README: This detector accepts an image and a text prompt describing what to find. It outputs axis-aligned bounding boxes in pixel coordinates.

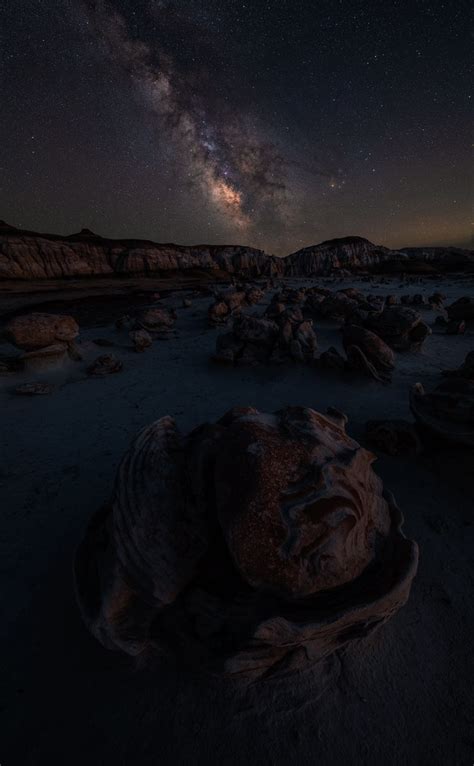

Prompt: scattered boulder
[214,309,317,365]
[446,297,474,322]
[429,292,445,308]
[74,406,418,678]
[366,420,422,456]
[21,343,68,371]
[136,308,176,334]
[6,312,79,351]
[208,287,265,326]
[343,325,395,383]
[87,354,123,376]
[129,329,152,352]
[364,306,431,351]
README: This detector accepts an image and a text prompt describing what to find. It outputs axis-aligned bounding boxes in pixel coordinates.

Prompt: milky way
[83,0,290,236]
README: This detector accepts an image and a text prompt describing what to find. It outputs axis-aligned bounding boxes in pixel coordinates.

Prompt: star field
[0,0,471,254]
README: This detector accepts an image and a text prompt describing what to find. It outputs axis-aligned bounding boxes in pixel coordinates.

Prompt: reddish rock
[87,354,123,376]
[137,308,176,334]
[129,329,152,352]
[6,312,79,350]
[74,406,418,677]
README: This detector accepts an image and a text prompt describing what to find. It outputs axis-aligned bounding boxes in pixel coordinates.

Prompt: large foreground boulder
[75,406,418,679]
[6,312,79,350]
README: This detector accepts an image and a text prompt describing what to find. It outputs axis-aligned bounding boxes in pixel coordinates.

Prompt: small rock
[87,354,123,376]
[129,329,152,352]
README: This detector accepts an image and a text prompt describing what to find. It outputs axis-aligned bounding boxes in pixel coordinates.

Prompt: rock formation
[129,329,153,352]
[74,406,418,678]
[87,354,123,376]
[342,325,395,382]
[364,306,431,351]
[1,222,471,283]
[136,308,176,335]
[207,287,265,326]
[214,309,317,365]
[6,312,79,350]
[0,222,283,281]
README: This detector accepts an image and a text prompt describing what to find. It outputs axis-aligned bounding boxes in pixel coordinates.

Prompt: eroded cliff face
[284,236,474,275]
[0,223,284,281]
[284,237,392,276]
[0,223,472,282]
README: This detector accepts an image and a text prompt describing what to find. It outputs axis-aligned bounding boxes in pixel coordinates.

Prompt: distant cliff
[284,236,474,275]
[0,223,472,282]
[0,223,284,281]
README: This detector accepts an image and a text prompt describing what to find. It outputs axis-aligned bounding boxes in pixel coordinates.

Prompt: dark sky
[0,0,471,255]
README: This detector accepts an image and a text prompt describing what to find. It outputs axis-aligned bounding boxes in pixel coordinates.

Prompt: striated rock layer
[0,222,283,281]
[74,406,418,680]
[1,222,472,282]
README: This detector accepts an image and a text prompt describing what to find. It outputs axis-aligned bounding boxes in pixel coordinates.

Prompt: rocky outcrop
[284,237,392,276]
[1,222,471,282]
[285,238,474,276]
[0,222,283,281]
[74,406,418,678]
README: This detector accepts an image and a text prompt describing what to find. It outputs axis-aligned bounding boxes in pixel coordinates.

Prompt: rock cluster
[74,406,418,678]
[214,307,317,365]
[207,286,265,326]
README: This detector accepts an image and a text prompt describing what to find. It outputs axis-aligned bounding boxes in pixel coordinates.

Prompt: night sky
[0,1,471,255]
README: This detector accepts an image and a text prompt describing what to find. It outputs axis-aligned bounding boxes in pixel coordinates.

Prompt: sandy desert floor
[1,275,473,765]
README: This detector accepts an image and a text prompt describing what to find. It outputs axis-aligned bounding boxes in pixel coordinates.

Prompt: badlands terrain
[0,224,473,765]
